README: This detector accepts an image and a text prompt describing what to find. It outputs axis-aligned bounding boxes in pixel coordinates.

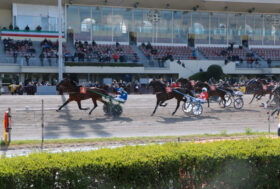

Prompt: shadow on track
[157,115,219,124]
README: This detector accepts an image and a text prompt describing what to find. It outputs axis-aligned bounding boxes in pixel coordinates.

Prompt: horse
[194,81,227,108]
[246,79,274,104]
[56,79,108,115]
[148,79,194,116]
[176,78,194,91]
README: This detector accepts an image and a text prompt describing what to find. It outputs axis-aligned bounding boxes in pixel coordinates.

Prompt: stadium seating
[139,45,195,60]
[252,48,280,61]
[3,38,36,57]
[73,41,138,63]
[197,47,250,60]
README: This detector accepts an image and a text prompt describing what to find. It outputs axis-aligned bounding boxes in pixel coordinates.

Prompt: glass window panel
[16,15,41,30]
[112,8,131,42]
[210,13,227,44]
[67,6,80,40]
[79,6,91,41]
[193,12,209,44]
[92,6,102,41]
[264,15,275,45]
[139,9,153,43]
[228,13,245,44]
[249,14,263,45]
[156,10,172,43]
[173,11,185,43]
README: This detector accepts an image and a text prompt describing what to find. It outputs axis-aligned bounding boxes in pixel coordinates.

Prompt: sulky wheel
[112,104,123,117]
[234,98,244,109]
[103,103,111,115]
[192,104,203,116]
[182,102,193,115]
[219,96,232,107]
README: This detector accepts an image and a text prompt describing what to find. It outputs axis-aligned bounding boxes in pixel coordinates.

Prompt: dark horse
[56,79,108,115]
[149,79,194,116]
[246,79,274,104]
[194,81,227,108]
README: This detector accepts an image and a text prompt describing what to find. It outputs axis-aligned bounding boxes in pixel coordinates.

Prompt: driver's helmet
[119,87,124,92]
[202,87,207,92]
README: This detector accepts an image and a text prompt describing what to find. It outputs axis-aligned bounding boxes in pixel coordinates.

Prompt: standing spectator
[13,51,17,63]
[25,54,30,66]
[25,25,30,31]
[39,53,44,66]
[267,58,272,68]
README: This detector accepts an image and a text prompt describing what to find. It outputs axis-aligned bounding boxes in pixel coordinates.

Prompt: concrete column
[19,74,25,83]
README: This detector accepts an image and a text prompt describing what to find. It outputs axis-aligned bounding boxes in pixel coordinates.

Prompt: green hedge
[1,138,280,188]
[65,62,143,67]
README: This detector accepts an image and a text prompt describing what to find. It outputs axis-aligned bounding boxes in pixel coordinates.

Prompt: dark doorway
[242,35,248,47]
[129,32,137,45]
[188,33,195,47]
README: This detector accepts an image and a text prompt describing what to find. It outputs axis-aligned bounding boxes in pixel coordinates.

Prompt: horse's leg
[77,101,90,111]
[172,99,181,116]
[89,98,98,115]
[249,93,256,104]
[56,99,72,111]
[159,101,167,107]
[151,100,160,116]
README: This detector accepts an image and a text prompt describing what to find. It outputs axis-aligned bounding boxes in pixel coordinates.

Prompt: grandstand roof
[1,0,280,14]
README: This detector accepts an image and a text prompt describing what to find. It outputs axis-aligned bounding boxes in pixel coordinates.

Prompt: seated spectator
[14,26,19,30]
[9,24,13,30]
[116,41,120,48]
[113,53,119,62]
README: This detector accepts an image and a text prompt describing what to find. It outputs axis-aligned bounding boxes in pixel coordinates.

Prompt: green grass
[1,131,275,148]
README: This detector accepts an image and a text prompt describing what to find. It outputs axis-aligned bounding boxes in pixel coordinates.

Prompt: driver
[114,87,127,103]
[196,87,208,103]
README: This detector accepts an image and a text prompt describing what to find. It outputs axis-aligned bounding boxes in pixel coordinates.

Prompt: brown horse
[56,79,108,115]
[246,79,273,104]
[149,79,194,116]
[194,81,227,108]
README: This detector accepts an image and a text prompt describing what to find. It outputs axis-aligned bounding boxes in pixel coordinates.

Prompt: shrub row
[1,138,280,188]
[65,62,143,67]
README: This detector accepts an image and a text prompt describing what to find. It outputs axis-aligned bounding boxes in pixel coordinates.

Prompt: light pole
[58,0,63,81]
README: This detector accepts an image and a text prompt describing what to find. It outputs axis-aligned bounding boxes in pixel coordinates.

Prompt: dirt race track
[0,94,277,141]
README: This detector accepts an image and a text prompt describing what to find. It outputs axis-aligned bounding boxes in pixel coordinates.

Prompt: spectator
[39,53,44,66]
[25,25,30,31]
[267,58,272,68]
[113,53,119,62]
[36,25,42,31]
[13,51,17,64]
[14,26,19,30]
[116,41,120,48]
[24,54,30,65]
[9,24,13,30]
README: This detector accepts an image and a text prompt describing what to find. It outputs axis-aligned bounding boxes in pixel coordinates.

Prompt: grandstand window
[249,14,263,45]
[264,15,276,45]
[228,13,245,44]
[141,9,153,42]
[100,7,113,41]
[156,10,172,43]
[193,12,209,44]
[210,13,227,44]
[79,7,91,41]
[68,6,79,38]
[112,8,131,42]
[92,7,102,41]
[181,11,191,43]
[173,11,185,43]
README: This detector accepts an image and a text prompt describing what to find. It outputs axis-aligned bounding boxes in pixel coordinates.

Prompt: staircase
[131,45,149,66]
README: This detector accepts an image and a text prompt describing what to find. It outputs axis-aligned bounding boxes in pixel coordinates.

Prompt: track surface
[0,94,276,141]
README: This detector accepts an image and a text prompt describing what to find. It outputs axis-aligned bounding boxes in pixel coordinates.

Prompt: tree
[207,65,223,80]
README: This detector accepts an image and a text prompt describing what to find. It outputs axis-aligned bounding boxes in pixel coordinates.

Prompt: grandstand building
[1,0,280,84]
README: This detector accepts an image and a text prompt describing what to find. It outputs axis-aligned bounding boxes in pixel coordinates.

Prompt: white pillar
[58,0,63,81]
